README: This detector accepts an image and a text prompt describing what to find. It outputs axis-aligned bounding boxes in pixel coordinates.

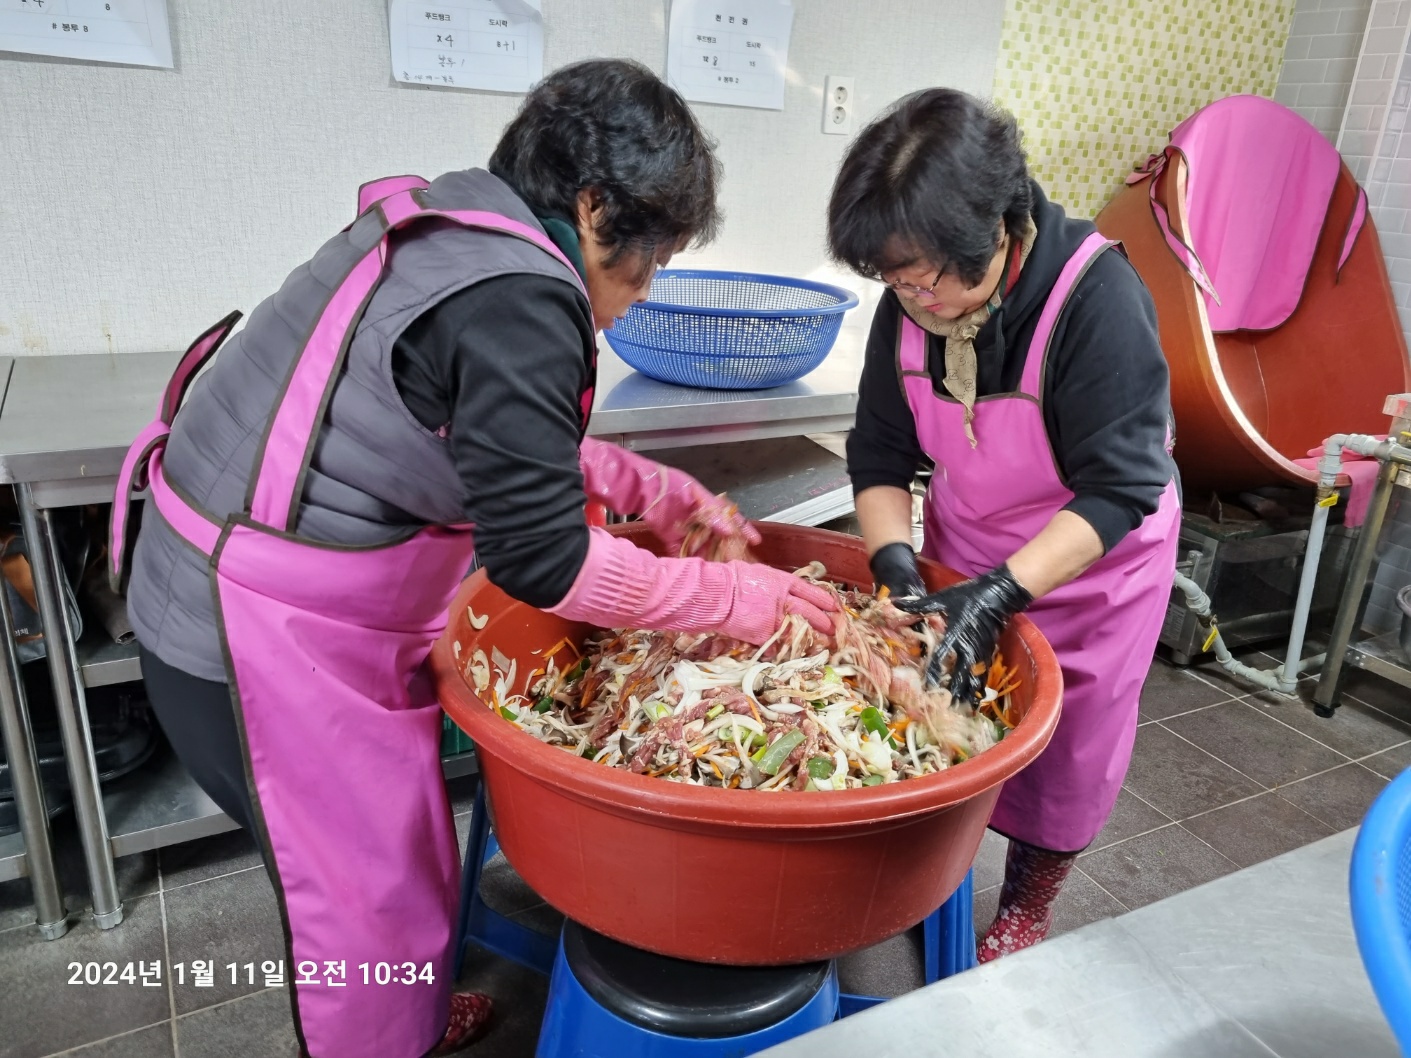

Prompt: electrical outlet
[823,76,855,136]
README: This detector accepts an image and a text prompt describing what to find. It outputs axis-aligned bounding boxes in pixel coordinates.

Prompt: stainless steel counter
[0,327,866,502]
[761,830,1395,1058]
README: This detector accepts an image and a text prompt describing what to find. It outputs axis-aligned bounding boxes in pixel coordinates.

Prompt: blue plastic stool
[454,783,557,977]
[1350,765,1411,1051]
[536,920,839,1058]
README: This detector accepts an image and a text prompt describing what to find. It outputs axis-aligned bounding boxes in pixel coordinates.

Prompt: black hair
[490,59,721,277]
[827,89,1032,288]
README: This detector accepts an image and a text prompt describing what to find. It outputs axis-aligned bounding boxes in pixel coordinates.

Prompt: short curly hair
[490,59,722,276]
[828,89,1032,288]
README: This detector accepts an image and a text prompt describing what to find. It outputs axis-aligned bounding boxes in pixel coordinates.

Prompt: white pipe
[1172,572,1291,695]
[1199,431,1411,697]
[1278,435,1346,693]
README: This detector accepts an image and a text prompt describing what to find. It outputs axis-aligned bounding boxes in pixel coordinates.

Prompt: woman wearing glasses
[830,89,1180,960]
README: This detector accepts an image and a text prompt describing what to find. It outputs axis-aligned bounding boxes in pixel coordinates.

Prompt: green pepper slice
[757,730,806,775]
[860,774,885,787]
[498,706,518,722]
[806,756,834,780]
[533,698,554,713]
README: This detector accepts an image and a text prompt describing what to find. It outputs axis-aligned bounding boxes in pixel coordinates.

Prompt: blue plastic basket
[603,270,859,390]
[1351,765,1411,1051]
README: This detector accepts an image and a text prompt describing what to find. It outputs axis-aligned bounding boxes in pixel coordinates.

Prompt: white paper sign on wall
[667,0,794,111]
[0,0,173,69]
[388,0,543,94]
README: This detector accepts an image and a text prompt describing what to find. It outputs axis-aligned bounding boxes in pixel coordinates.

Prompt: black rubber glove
[895,564,1034,702]
[868,541,926,600]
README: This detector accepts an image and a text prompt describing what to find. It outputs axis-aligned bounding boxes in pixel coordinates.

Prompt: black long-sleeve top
[846,182,1177,553]
[390,213,596,609]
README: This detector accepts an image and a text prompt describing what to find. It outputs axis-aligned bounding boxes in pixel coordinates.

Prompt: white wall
[0,0,1005,358]
[1275,0,1372,142]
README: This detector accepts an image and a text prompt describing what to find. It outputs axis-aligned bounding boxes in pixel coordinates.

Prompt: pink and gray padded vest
[127,169,585,682]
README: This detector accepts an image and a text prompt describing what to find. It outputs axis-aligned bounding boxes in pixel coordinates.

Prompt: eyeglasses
[882,269,943,299]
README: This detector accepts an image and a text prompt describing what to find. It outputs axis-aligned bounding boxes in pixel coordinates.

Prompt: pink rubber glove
[579,438,761,556]
[549,528,836,644]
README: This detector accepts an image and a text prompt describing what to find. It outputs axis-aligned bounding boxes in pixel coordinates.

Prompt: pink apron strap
[1020,232,1116,396]
[247,187,588,533]
[1338,186,1368,277]
[357,175,429,216]
[1128,148,1221,306]
[898,313,927,374]
[108,311,242,589]
[148,455,223,558]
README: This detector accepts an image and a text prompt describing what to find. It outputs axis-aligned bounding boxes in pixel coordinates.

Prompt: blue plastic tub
[603,270,858,390]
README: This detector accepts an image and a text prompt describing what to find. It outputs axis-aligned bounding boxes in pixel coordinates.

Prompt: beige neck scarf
[900,216,1038,447]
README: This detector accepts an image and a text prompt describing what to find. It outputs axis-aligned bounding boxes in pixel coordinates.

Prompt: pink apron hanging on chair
[901,232,1181,852]
[110,177,590,1057]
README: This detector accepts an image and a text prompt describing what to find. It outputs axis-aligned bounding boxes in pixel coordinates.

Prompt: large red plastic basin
[431,523,1061,965]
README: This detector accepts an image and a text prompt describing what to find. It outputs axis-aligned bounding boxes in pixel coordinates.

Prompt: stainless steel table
[761,830,1395,1058]
[0,331,865,934]
[0,357,69,938]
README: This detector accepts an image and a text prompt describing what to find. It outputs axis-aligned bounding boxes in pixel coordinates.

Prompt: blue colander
[603,270,859,390]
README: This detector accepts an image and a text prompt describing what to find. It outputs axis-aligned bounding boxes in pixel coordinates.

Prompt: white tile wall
[1278,0,1374,139]
[1281,0,1411,635]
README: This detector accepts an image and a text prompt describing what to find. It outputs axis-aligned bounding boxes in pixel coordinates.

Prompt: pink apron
[110,177,589,1057]
[901,232,1181,852]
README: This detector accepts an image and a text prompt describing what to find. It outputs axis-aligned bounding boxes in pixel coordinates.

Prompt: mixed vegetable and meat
[459,560,1019,791]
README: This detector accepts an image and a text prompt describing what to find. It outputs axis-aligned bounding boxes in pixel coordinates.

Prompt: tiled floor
[1,652,1405,1058]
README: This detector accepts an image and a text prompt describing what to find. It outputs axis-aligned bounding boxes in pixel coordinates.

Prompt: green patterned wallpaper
[994,0,1298,220]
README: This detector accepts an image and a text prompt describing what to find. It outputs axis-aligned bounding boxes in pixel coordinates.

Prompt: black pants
[139,646,258,835]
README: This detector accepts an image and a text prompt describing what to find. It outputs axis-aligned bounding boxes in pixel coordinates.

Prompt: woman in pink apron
[111,61,833,1057]
[828,89,1180,961]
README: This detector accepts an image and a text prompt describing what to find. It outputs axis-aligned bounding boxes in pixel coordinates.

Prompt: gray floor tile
[159,829,261,891]
[835,927,924,998]
[1361,741,1411,780]
[1138,662,1235,722]
[457,811,472,861]
[479,853,546,918]
[0,894,170,1058]
[0,835,158,934]
[1053,868,1128,936]
[970,827,1009,892]
[1162,700,1347,789]
[51,1023,175,1057]
[454,950,550,1058]
[175,988,299,1058]
[972,883,999,939]
[1086,788,1172,853]
[1078,824,1238,910]
[163,865,286,1016]
[1181,792,1335,869]
[1245,691,1411,760]
[1342,670,1411,722]
[1273,762,1389,831]
[1122,724,1262,821]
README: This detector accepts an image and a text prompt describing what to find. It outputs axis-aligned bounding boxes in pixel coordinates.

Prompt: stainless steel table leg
[15,484,123,928]
[1313,459,1399,717]
[0,543,68,939]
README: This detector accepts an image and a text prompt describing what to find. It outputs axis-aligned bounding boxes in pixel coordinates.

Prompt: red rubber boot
[428,992,494,1055]
[977,839,1078,963]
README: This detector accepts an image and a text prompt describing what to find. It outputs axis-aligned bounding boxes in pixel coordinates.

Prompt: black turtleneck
[846,182,1177,553]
